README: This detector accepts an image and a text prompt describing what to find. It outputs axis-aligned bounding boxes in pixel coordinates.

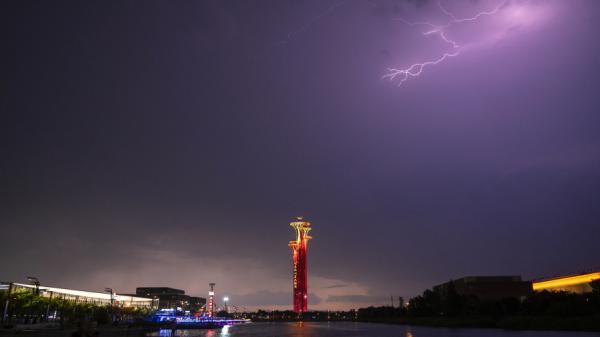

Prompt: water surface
[147,322,600,337]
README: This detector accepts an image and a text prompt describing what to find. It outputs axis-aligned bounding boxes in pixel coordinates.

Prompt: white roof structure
[1,282,155,308]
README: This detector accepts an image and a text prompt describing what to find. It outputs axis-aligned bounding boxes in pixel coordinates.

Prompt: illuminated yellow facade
[532,272,600,294]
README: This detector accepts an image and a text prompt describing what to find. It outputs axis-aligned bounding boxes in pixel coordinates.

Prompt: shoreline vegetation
[352,280,600,332]
[249,312,600,332]
[357,315,600,332]
[252,280,600,332]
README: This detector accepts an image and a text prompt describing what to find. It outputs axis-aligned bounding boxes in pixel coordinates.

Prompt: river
[147,322,600,337]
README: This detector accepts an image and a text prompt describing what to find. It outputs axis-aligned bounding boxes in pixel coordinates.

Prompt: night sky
[2,0,600,310]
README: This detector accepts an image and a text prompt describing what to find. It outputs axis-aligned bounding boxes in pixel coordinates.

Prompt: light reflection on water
[154,327,226,337]
[146,322,600,337]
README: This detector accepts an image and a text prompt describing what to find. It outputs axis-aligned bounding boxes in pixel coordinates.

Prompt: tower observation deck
[289,217,312,314]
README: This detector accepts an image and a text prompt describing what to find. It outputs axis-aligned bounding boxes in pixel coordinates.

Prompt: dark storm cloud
[322,284,349,289]
[230,290,322,308]
[327,295,381,303]
[2,0,600,309]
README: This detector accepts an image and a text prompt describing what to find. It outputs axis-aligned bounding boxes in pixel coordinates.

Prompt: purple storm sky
[2,0,600,310]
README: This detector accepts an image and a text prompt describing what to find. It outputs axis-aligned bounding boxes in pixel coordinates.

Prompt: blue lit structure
[149,309,249,328]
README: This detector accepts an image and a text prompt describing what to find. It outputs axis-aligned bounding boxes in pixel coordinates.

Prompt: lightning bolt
[383,0,506,86]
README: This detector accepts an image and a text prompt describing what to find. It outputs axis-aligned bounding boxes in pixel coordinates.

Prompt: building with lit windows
[135,287,206,311]
[532,271,600,294]
[0,282,155,309]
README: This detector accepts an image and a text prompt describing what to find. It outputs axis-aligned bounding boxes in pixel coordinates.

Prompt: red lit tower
[289,217,312,314]
[207,283,215,317]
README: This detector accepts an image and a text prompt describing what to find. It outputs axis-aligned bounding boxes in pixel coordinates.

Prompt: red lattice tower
[289,217,312,314]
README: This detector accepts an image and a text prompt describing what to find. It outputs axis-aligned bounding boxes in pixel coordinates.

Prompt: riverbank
[0,325,150,337]
[359,315,600,332]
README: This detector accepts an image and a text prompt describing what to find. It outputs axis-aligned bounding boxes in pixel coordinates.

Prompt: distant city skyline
[2,0,600,310]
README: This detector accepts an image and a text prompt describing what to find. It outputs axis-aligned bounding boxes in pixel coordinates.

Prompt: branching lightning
[383,0,506,86]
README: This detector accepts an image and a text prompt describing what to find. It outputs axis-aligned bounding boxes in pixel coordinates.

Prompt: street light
[104,288,114,323]
[223,297,229,313]
[45,291,53,321]
[104,288,114,306]
[26,277,40,323]
[2,282,14,324]
[152,296,158,310]
[27,276,40,295]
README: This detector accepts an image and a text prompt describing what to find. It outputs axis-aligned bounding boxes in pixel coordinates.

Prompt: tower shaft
[208,283,215,317]
[289,217,312,314]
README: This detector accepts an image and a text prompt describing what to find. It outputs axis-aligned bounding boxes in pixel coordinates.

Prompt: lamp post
[27,276,40,295]
[27,277,41,322]
[104,288,114,323]
[223,297,229,314]
[46,291,53,321]
[2,282,13,324]
[104,288,114,306]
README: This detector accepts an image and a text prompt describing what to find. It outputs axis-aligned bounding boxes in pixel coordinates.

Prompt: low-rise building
[0,282,155,309]
[135,287,206,311]
[532,271,600,294]
[434,276,532,301]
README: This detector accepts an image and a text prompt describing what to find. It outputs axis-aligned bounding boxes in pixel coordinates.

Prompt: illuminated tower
[289,217,312,314]
[208,283,215,317]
